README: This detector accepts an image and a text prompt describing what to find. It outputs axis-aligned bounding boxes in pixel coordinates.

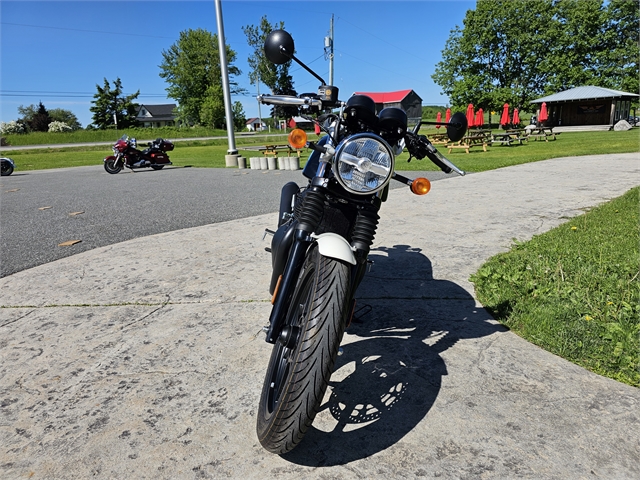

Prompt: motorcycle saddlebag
[157,139,174,152]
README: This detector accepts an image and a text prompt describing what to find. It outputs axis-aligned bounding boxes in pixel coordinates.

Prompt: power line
[0,22,174,39]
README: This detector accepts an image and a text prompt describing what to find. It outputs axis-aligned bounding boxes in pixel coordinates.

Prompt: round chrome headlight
[334,133,394,195]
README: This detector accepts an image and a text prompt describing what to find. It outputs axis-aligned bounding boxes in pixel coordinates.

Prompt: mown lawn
[3,129,638,172]
[471,187,640,387]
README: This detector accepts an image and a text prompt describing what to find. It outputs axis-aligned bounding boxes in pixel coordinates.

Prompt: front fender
[311,233,357,265]
[103,155,117,163]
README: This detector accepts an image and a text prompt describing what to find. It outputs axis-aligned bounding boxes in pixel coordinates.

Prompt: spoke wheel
[257,244,350,454]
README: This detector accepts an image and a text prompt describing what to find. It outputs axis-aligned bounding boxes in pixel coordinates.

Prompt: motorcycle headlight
[334,133,394,195]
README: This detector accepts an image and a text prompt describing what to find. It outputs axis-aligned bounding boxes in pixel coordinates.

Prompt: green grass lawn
[471,187,640,387]
[3,129,639,172]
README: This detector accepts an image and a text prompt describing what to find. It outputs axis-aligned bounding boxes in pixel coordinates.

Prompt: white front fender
[311,233,357,265]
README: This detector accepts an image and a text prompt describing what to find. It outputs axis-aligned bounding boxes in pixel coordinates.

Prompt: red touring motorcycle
[255,30,468,454]
[103,135,174,174]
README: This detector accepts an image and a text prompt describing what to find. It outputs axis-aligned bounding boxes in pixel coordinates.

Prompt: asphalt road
[0,164,451,277]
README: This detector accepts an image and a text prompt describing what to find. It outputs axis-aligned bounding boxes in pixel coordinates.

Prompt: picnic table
[245,144,302,157]
[428,132,449,144]
[491,130,527,146]
[469,128,493,139]
[447,134,488,154]
[527,127,556,142]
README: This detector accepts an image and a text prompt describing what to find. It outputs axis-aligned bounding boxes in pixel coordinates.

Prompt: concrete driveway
[0,153,639,479]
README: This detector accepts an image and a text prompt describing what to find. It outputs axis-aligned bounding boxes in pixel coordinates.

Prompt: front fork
[265,185,380,344]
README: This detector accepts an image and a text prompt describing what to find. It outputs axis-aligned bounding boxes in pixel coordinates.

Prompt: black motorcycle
[256,30,467,454]
[1,157,15,176]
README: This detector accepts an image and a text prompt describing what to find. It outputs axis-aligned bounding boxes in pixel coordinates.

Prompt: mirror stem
[285,48,327,85]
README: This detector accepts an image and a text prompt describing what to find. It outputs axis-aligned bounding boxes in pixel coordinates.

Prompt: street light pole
[214,0,239,166]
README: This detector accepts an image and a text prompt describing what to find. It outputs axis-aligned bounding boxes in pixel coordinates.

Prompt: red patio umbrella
[466,104,475,128]
[475,108,484,127]
[512,108,520,126]
[539,102,548,123]
[445,108,451,124]
[500,103,510,127]
[435,111,442,129]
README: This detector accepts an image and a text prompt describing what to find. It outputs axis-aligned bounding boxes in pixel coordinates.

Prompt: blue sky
[1,0,475,127]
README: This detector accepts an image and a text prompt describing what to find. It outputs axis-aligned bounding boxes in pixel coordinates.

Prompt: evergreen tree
[90,78,139,129]
[29,102,52,132]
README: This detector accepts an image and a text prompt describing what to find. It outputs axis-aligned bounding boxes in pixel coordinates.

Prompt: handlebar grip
[257,94,322,108]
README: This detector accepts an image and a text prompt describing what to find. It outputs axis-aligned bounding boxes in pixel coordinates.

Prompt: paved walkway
[1,153,639,479]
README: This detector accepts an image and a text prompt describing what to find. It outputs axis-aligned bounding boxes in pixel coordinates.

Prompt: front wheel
[257,244,350,454]
[1,160,14,176]
[104,158,122,174]
[151,165,164,170]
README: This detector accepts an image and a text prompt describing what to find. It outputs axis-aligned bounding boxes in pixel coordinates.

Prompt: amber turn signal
[410,177,431,195]
[288,128,308,149]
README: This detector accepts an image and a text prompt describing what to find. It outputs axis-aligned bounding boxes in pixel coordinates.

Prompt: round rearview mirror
[264,30,295,65]
[447,112,468,142]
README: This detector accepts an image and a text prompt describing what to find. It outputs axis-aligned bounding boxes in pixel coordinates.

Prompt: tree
[600,0,639,99]
[49,108,82,130]
[90,78,139,129]
[232,101,246,131]
[432,0,638,113]
[159,28,243,126]
[243,16,298,121]
[31,102,52,132]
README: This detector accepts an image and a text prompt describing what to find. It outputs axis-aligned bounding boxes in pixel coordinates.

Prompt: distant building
[246,117,266,132]
[136,104,177,128]
[530,86,638,127]
[354,89,423,123]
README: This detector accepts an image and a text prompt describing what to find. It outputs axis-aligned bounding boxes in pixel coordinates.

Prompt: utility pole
[255,74,263,132]
[324,14,334,85]
[214,0,239,166]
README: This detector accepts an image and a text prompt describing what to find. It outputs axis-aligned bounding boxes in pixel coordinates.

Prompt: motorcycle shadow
[282,244,506,466]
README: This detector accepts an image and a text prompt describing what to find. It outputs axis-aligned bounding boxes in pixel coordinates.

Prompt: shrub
[0,121,26,134]
[48,121,73,133]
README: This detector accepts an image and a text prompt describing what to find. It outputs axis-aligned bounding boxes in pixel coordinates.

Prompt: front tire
[257,244,350,454]
[104,159,122,174]
[151,165,164,170]
[1,160,14,176]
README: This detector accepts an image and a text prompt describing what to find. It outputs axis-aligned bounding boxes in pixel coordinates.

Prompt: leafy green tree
[232,101,246,131]
[159,28,242,126]
[243,16,298,120]
[18,102,52,132]
[600,0,639,99]
[432,0,639,113]
[90,78,139,129]
[49,108,82,130]
[199,85,226,128]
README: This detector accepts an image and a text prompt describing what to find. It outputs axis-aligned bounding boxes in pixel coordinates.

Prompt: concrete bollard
[237,157,246,169]
[267,157,277,170]
[288,156,300,170]
[277,156,286,170]
[250,157,260,170]
[260,157,268,170]
[225,154,238,167]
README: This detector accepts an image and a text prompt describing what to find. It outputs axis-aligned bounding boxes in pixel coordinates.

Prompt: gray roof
[136,104,177,120]
[530,86,639,104]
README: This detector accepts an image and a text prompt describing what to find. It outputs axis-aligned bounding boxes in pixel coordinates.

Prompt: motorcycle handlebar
[405,132,465,176]
[257,94,323,108]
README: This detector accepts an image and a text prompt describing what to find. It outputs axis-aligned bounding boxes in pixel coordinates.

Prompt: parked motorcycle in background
[103,135,174,174]
[255,30,468,454]
[1,157,15,176]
